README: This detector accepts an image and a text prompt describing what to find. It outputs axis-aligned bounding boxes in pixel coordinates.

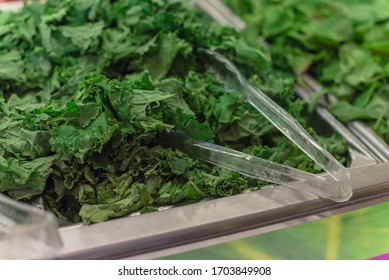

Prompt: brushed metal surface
[128,195,389,260]
[57,162,389,259]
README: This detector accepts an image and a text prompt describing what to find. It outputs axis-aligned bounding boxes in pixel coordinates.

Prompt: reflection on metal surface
[126,195,389,260]
[157,199,389,260]
[57,163,389,259]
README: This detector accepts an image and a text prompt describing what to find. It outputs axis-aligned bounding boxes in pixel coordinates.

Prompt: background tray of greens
[193,0,381,163]
[222,0,389,157]
[0,0,374,231]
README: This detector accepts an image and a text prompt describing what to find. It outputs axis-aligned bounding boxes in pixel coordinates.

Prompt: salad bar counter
[1,0,389,259]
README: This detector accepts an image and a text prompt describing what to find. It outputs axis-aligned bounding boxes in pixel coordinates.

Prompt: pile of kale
[0,0,348,224]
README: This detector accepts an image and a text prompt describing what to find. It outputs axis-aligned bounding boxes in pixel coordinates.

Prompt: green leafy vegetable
[0,0,348,224]
[224,0,389,143]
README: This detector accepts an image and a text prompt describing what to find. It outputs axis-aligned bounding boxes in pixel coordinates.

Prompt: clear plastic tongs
[170,49,352,202]
[0,193,62,259]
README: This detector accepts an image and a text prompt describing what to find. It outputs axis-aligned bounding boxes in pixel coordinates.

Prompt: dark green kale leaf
[0,155,56,200]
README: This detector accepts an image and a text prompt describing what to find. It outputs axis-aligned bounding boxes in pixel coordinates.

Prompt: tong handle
[0,194,62,259]
[177,137,351,202]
